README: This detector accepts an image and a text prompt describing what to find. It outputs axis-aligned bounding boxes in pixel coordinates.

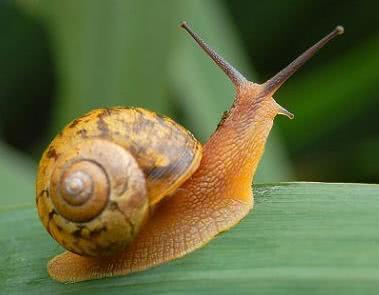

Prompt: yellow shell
[36,107,202,256]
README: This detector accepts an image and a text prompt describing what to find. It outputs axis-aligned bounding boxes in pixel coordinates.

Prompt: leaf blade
[2,182,379,294]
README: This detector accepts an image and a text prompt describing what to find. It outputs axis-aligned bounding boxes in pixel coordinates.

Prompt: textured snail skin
[47,83,280,282]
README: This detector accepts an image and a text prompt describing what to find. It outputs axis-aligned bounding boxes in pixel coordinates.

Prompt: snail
[36,22,344,283]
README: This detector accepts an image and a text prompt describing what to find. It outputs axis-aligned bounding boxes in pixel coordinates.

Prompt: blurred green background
[0,0,378,203]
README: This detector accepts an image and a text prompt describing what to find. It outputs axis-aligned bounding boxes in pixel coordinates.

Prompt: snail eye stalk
[260,26,344,97]
[180,21,248,88]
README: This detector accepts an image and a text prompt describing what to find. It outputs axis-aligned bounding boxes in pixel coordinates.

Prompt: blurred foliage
[0,142,35,206]
[0,0,377,203]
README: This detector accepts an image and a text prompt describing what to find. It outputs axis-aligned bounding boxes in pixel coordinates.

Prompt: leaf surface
[1,183,379,294]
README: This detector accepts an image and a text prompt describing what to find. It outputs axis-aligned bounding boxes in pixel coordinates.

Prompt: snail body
[36,22,343,282]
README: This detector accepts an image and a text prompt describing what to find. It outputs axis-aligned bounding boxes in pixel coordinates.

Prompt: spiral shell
[36,107,202,256]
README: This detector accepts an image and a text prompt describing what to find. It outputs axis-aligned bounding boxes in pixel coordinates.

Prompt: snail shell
[36,107,202,256]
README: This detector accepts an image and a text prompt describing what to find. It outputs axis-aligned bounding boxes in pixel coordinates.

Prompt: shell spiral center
[51,160,109,222]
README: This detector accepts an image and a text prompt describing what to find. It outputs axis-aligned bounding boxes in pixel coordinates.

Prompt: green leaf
[2,183,379,294]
